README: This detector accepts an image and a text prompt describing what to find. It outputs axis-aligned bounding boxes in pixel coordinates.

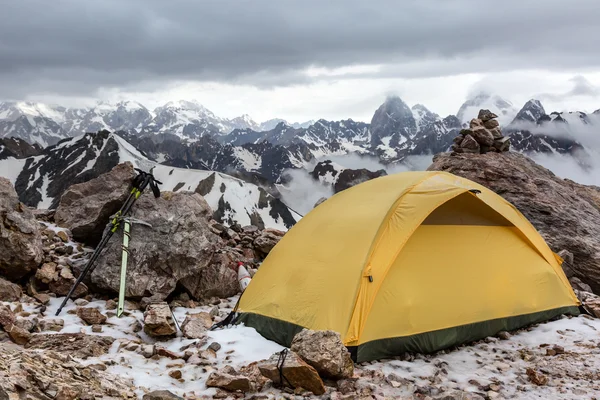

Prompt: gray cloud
[2,0,600,99]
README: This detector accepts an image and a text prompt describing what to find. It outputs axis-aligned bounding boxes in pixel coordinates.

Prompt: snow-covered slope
[505,100,588,155]
[0,131,300,230]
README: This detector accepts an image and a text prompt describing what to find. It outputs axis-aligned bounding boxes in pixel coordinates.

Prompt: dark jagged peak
[0,137,43,160]
[370,95,417,147]
[510,99,546,124]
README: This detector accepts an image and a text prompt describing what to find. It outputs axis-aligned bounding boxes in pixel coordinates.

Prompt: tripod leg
[117,219,131,318]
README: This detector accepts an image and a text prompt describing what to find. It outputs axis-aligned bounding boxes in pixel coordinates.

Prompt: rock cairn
[452,109,511,154]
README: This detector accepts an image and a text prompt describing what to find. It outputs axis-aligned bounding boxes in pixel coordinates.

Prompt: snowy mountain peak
[510,99,547,124]
[457,92,518,126]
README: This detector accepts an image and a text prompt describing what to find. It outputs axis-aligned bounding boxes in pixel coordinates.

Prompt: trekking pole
[117,216,152,317]
[55,168,162,316]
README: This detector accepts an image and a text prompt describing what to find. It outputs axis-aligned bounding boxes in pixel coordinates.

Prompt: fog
[278,153,435,215]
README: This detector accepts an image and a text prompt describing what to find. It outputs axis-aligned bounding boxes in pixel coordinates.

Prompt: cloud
[529,150,600,187]
[2,0,600,101]
[537,75,600,103]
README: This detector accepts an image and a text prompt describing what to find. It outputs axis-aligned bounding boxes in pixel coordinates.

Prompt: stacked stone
[452,109,511,154]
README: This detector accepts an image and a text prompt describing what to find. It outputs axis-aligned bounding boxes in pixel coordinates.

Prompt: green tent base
[236,305,580,363]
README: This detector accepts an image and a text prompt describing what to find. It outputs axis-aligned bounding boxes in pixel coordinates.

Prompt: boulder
[258,350,325,395]
[54,162,137,246]
[428,152,600,293]
[85,188,222,301]
[0,276,22,301]
[143,302,177,337]
[290,329,354,380]
[181,312,213,339]
[0,342,136,399]
[0,177,44,281]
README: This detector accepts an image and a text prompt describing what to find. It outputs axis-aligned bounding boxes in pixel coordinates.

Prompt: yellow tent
[234,171,580,362]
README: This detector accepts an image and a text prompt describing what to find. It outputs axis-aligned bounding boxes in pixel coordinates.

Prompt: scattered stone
[0,276,23,301]
[25,333,115,359]
[206,369,253,393]
[208,341,222,353]
[92,325,103,333]
[142,390,184,400]
[181,312,213,339]
[526,368,548,386]
[497,331,511,340]
[168,369,183,380]
[6,323,32,345]
[56,230,69,242]
[74,298,89,306]
[258,350,326,395]
[253,231,282,256]
[0,303,15,328]
[290,329,354,380]
[34,293,51,305]
[0,342,136,399]
[546,345,565,356]
[156,347,181,360]
[209,305,220,317]
[49,277,88,298]
[15,317,37,333]
[106,299,118,310]
[143,302,177,337]
[140,344,155,358]
[39,318,64,332]
[77,307,107,325]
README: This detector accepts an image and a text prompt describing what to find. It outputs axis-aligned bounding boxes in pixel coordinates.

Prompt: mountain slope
[0,130,300,230]
[505,100,587,154]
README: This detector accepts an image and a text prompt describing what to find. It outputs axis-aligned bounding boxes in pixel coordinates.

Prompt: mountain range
[1,91,599,224]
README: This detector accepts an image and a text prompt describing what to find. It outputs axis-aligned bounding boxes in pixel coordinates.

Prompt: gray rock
[0,276,23,301]
[143,302,176,337]
[0,177,44,281]
[290,329,354,380]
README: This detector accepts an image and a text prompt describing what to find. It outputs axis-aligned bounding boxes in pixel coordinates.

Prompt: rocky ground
[2,126,600,399]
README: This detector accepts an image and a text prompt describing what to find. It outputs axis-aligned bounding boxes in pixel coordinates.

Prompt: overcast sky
[2,0,600,122]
